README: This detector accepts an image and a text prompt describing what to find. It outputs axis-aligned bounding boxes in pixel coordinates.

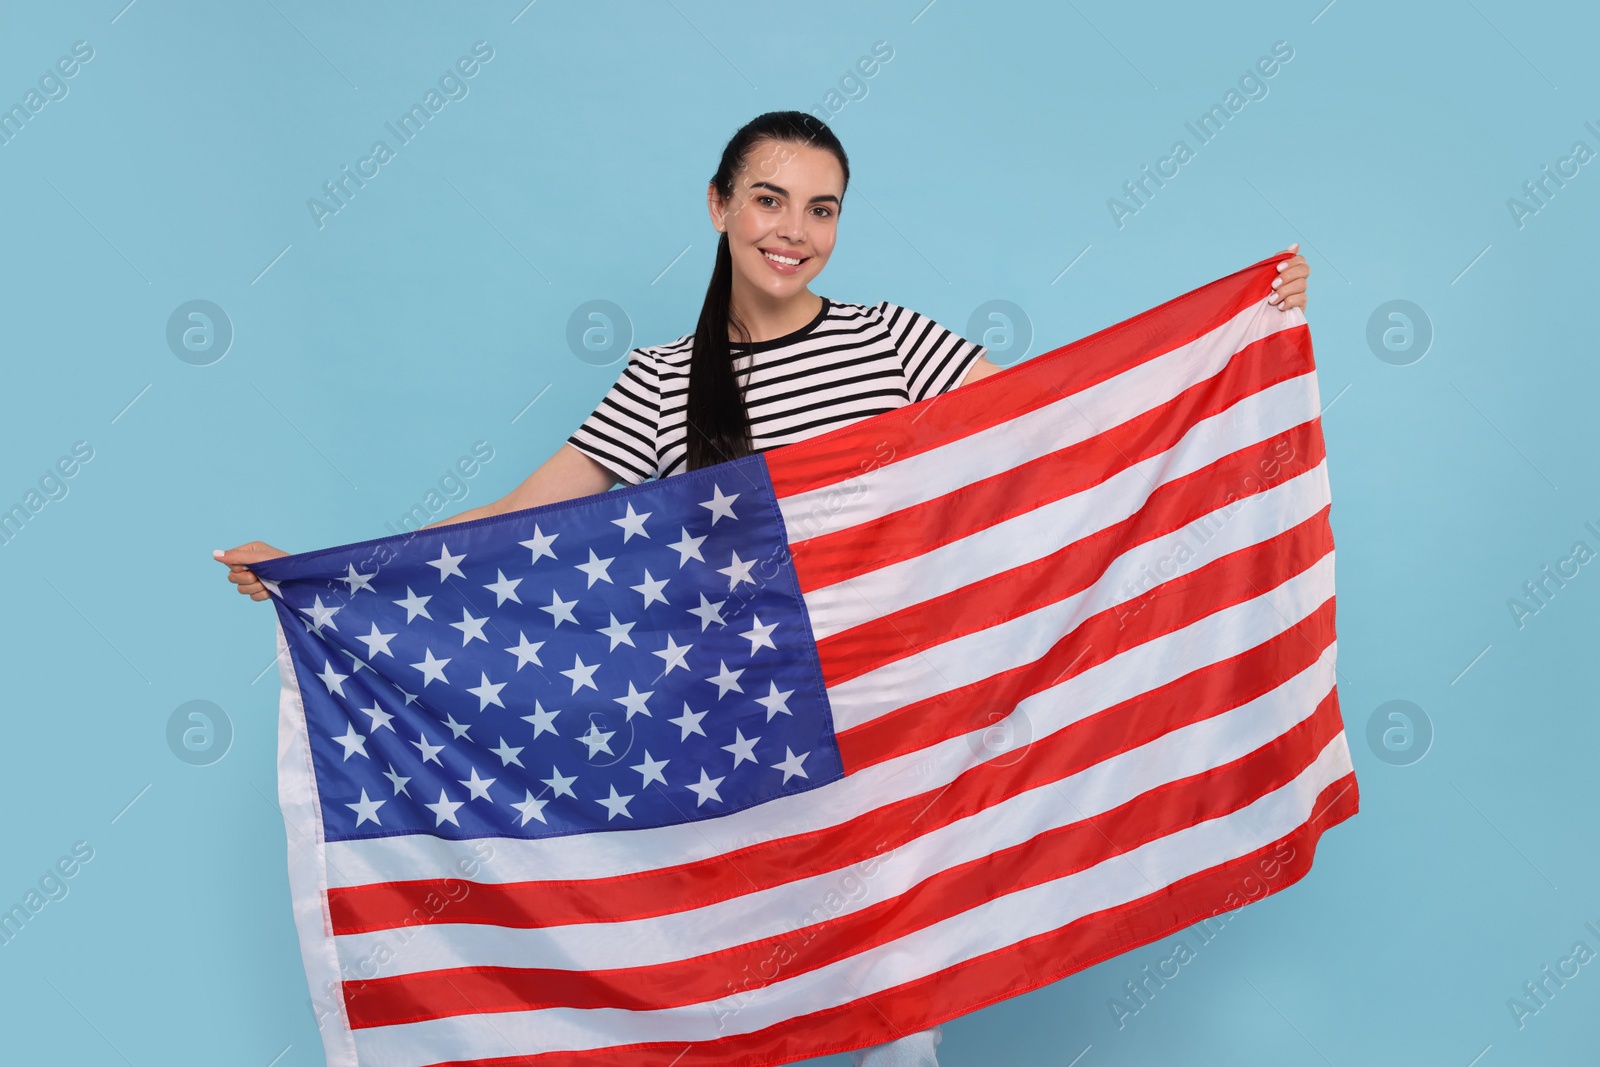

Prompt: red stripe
[343,688,1345,1027]
[327,545,1332,938]
[765,254,1290,501]
[839,504,1333,770]
[790,325,1313,592]
[816,417,1325,687]
[416,771,1358,1066]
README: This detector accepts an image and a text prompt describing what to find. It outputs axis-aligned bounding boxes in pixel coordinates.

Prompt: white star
[338,563,376,595]
[316,660,349,696]
[741,615,779,654]
[687,593,727,631]
[410,647,451,687]
[383,764,411,796]
[346,789,384,826]
[359,703,395,732]
[541,590,579,628]
[755,680,795,721]
[392,685,419,707]
[504,631,545,670]
[717,550,758,591]
[706,659,745,699]
[631,569,670,608]
[355,622,398,659]
[630,750,670,788]
[458,767,496,802]
[466,672,507,711]
[685,768,725,807]
[614,681,654,721]
[668,702,708,741]
[577,721,615,758]
[425,789,464,827]
[300,595,341,633]
[595,784,635,821]
[510,790,548,826]
[259,576,282,598]
[541,766,578,799]
[443,713,472,741]
[574,548,616,588]
[597,613,636,651]
[483,569,523,606]
[340,649,370,675]
[700,484,739,524]
[490,736,525,767]
[771,746,811,784]
[411,732,444,765]
[450,608,490,646]
[393,586,433,622]
[653,634,694,675]
[331,723,368,760]
[612,502,652,542]
[722,728,760,768]
[667,527,707,566]
[519,525,559,564]
[521,700,560,739]
[427,543,467,582]
[560,654,600,694]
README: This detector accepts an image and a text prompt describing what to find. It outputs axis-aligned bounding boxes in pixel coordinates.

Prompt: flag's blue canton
[255,456,842,842]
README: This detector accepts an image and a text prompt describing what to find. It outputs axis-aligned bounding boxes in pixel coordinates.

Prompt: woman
[217,110,1309,1066]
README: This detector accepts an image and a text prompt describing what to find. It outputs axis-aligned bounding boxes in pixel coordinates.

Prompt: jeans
[850,1024,942,1066]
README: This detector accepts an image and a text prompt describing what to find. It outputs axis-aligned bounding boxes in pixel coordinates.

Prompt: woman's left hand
[1268,242,1310,312]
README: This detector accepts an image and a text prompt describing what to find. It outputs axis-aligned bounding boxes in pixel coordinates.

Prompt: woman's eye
[758,195,778,207]
[812,207,834,218]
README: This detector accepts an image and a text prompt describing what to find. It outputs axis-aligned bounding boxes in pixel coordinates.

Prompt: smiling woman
[562,111,996,491]
[212,109,1312,1067]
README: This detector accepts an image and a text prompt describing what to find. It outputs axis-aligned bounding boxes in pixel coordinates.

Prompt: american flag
[255,250,1358,1067]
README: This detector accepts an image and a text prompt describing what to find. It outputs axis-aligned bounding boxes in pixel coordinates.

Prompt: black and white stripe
[566,298,987,486]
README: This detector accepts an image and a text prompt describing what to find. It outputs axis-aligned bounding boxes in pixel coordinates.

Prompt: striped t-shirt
[566,297,988,486]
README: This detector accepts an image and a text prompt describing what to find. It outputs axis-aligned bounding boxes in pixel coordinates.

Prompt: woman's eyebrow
[749,180,840,206]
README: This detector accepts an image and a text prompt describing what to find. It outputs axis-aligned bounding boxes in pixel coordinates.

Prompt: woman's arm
[423,443,619,530]
[955,355,1007,389]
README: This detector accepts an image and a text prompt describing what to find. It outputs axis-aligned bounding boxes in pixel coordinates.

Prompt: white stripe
[828,458,1331,730]
[777,300,1301,539]
[350,732,1353,1065]
[335,643,1336,978]
[324,552,1333,888]
[804,371,1320,641]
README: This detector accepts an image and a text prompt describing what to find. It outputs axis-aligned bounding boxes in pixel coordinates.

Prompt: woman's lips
[759,248,807,275]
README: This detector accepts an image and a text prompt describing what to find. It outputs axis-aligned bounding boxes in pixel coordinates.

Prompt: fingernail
[1277,261,1287,272]
[212,549,226,558]
[1271,277,1282,289]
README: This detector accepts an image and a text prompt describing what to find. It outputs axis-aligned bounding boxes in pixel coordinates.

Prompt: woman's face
[709,139,844,304]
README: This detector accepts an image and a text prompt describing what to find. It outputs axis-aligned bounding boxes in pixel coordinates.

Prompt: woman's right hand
[215,541,290,601]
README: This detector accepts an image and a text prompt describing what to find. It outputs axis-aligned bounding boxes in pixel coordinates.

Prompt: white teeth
[763,251,802,266]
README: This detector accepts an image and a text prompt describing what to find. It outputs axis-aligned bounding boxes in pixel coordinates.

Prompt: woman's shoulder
[620,332,695,374]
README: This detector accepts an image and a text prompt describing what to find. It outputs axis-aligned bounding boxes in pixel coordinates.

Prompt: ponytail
[687,230,753,471]
[685,111,849,472]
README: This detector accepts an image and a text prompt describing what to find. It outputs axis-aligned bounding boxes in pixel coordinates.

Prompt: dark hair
[686,111,850,472]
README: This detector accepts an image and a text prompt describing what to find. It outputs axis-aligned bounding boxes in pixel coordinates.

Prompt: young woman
[217,111,1309,1066]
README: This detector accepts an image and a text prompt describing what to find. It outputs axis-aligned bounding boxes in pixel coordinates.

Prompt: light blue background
[2,1,1595,1064]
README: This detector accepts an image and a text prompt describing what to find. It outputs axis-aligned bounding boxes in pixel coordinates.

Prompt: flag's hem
[274,615,360,1067]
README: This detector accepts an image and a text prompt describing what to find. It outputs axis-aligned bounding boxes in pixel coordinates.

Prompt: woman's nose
[778,209,806,242]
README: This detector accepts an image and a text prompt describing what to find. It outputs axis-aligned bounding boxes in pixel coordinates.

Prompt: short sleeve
[565,348,659,487]
[878,301,987,403]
